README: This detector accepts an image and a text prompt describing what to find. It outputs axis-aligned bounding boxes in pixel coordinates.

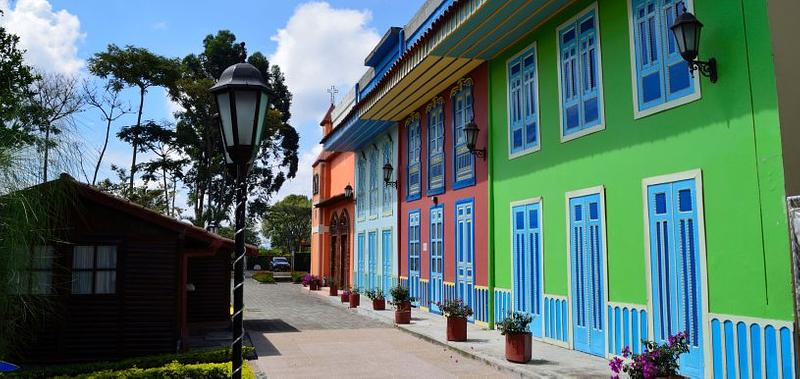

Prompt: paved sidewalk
[244,281,507,378]
[308,286,610,378]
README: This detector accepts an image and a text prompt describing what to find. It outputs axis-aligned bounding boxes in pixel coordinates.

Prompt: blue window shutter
[560,26,581,134]
[522,51,538,150]
[454,85,474,185]
[407,119,421,199]
[578,12,600,127]
[512,206,526,311]
[633,0,665,110]
[662,0,693,100]
[508,60,524,153]
[428,104,445,194]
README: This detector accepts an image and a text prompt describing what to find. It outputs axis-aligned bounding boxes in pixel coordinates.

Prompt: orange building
[311,105,355,288]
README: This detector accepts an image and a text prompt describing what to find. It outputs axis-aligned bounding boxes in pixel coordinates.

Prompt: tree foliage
[167,30,299,228]
[260,194,311,253]
[0,12,39,149]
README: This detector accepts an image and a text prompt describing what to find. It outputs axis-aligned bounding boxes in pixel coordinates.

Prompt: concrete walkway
[244,281,507,378]
[307,286,610,378]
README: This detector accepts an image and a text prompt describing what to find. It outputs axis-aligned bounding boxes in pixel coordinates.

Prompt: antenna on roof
[327,85,338,105]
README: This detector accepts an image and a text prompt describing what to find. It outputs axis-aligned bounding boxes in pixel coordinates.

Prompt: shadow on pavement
[244,319,301,333]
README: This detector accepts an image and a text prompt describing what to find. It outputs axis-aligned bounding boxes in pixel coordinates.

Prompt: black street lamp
[671,11,717,83]
[383,163,397,188]
[209,42,269,379]
[344,183,354,198]
[464,120,486,160]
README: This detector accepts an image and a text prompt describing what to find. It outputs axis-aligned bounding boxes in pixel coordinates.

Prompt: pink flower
[609,357,624,374]
[621,346,631,358]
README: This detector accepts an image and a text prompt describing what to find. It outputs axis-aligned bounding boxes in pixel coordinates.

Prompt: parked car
[271,256,291,271]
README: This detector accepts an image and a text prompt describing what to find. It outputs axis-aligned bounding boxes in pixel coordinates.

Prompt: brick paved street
[244,280,508,378]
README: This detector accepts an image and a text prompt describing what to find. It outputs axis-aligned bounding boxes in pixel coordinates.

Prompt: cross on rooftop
[327,85,338,105]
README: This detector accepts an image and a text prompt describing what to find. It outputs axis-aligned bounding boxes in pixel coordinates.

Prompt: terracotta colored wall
[398,63,489,286]
[311,151,355,285]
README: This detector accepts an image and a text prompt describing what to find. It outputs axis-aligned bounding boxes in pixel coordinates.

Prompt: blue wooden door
[367,231,377,290]
[512,203,543,337]
[647,179,703,378]
[569,193,606,357]
[456,200,474,321]
[430,206,444,313]
[408,211,421,306]
[356,233,365,288]
[382,230,392,293]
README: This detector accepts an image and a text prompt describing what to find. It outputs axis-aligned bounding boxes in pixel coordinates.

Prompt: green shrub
[290,271,307,283]
[52,361,256,379]
[252,271,275,283]
[8,346,255,378]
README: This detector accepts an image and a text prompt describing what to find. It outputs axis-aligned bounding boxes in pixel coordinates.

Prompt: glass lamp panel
[217,92,235,147]
[73,246,94,269]
[235,90,258,146]
[96,246,117,269]
[254,91,269,148]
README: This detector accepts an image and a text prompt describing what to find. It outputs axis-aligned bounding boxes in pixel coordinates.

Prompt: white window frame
[556,2,606,143]
[627,0,701,119]
[506,42,542,160]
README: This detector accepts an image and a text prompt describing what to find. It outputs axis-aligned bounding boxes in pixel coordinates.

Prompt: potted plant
[327,278,338,296]
[349,287,361,308]
[497,311,533,363]
[310,275,322,291]
[389,285,413,324]
[609,331,690,379]
[301,274,312,287]
[438,299,473,342]
[340,288,350,303]
[365,288,386,310]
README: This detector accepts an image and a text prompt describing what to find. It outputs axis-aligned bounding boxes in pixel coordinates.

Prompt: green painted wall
[488,0,792,320]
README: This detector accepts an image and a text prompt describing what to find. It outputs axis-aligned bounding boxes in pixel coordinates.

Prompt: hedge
[252,271,275,283]
[51,361,255,379]
[7,346,255,378]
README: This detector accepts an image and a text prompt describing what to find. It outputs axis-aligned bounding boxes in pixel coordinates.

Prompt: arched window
[452,78,475,187]
[406,114,421,200]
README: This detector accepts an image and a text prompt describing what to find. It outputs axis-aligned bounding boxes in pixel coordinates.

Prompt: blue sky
[0,0,421,214]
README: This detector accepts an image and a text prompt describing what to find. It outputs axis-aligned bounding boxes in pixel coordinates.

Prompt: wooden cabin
[13,174,255,363]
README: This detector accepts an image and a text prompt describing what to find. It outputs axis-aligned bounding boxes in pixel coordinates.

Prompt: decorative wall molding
[404,112,420,127]
[543,294,569,347]
[425,96,445,113]
[493,288,512,326]
[606,302,648,357]
[475,286,490,325]
[450,77,474,97]
[708,313,795,379]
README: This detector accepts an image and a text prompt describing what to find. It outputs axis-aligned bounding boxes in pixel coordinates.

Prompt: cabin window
[558,6,604,141]
[407,117,421,200]
[427,100,445,195]
[508,46,540,156]
[452,81,475,188]
[72,245,117,295]
[312,174,319,195]
[15,246,55,295]
[631,0,696,116]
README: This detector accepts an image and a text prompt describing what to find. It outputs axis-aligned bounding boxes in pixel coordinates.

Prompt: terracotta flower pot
[446,317,468,342]
[341,293,350,303]
[505,332,532,363]
[372,299,386,310]
[394,300,411,324]
[329,285,338,296]
[349,293,360,308]
[309,283,318,291]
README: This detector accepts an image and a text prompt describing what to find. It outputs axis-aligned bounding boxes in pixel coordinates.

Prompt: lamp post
[383,163,397,188]
[671,11,717,83]
[209,42,269,379]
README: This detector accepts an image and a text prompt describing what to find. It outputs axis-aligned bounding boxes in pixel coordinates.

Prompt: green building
[476,0,795,377]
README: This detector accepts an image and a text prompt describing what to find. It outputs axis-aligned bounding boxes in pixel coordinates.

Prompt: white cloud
[270,1,380,127]
[274,144,322,201]
[0,0,85,75]
[152,21,167,30]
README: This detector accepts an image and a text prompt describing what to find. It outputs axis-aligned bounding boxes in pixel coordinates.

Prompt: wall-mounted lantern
[464,120,486,160]
[344,183,353,198]
[383,163,397,188]
[671,11,717,83]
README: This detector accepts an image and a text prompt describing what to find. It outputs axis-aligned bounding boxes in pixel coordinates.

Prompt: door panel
[430,206,444,313]
[356,233,365,288]
[569,193,605,357]
[368,231,377,290]
[456,201,474,321]
[382,230,392,293]
[512,203,543,337]
[648,179,704,378]
[409,211,421,306]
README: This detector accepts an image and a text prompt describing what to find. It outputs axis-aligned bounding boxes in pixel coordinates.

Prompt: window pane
[32,246,54,269]
[95,271,116,294]
[96,246,117,269]
[73,246,94,269]
[72,272,93,294]
[31,272,53,295]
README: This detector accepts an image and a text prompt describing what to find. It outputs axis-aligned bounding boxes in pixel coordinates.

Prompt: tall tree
[135,121,187,217]
[87,45,179,192]
[167,30,299,228]
[0,10,38,149]
[84,80,131,185]
[28,71,85,182]
[260,194,311,267]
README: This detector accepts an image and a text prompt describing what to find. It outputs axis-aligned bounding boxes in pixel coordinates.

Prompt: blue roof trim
[405,0,455,47]
[323,116,395,152]
[365,27,403,67]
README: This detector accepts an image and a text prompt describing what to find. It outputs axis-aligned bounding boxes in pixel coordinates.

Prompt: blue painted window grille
[356,157,366,219]
[427,99,445,195]
[569,192,606,357]
[382,140,393,214]
[508,48,539,154]
[632,0,694,113]
[512,202,543,337]
[406,115,421,200]
[368,149,379,217]
[452,80,475,187]
[647,178,704,377]
[429,205,444,313]
[559,9,603,139]
[408,211,421,305]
